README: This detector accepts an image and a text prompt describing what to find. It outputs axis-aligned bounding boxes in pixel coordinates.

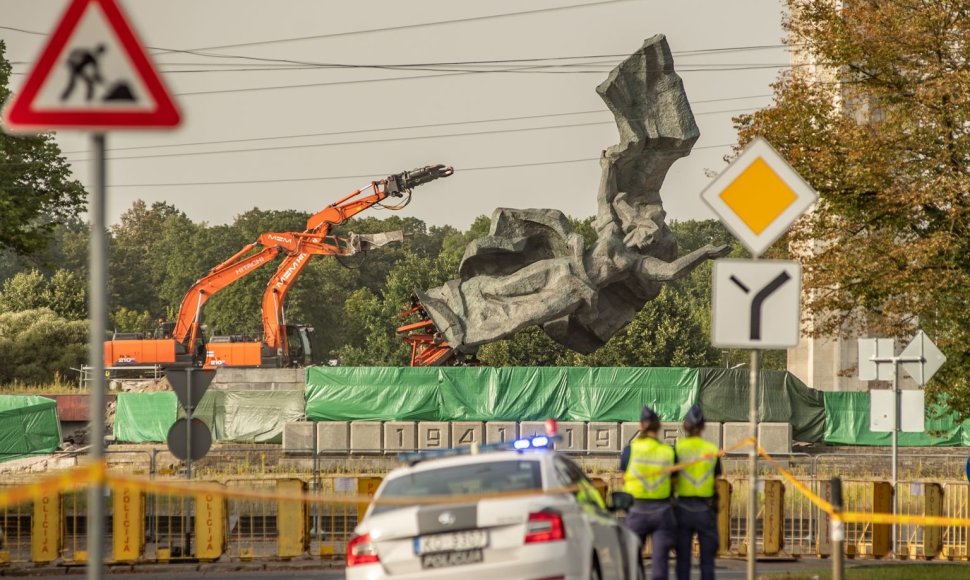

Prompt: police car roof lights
[398,434,562,465]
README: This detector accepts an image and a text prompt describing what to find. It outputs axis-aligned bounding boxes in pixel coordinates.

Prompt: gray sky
[2,0,788,230]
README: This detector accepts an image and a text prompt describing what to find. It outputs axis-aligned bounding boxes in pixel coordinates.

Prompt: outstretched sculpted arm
[634,244,731,283]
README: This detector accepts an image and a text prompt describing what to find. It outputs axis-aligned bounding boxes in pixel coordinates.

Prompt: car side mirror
[609,491,634,512]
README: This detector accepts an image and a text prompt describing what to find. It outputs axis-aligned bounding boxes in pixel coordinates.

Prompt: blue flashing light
[397,434,562,464]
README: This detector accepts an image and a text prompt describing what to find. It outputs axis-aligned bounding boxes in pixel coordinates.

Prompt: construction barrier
[1,443,969,565]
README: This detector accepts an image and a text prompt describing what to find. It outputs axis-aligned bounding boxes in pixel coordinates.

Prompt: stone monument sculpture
[408,35,730,360]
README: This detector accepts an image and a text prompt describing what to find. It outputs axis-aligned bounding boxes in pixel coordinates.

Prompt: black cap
[640,406,660,423]
[683,404,705,429]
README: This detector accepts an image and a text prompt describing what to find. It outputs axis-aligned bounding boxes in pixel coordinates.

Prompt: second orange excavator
[104,164,453,370]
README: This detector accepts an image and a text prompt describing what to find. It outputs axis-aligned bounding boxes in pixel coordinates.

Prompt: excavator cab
[284,324,314,367]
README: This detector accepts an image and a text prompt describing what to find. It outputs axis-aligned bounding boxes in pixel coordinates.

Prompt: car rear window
[371,460,542,515]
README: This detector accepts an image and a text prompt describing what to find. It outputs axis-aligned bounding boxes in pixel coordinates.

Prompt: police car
[345,428,643,580]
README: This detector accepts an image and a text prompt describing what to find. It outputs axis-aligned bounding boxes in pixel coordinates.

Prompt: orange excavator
[104,164,453,370]
[397,293,470,366]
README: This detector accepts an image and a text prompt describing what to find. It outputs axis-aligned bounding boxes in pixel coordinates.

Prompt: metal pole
[747,348,760,580]
[185,368,193,557]
[86,133,107,580]
[831,477,844,580]
[891,358,899,556]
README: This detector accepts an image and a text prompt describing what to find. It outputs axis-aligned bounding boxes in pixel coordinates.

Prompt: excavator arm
[170,232,354,351]
[261,164,453,355]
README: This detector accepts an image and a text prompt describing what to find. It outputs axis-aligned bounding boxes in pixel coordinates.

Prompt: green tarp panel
[822,392,967,446]
[0,395,61,462]
[114,392,178,443]
[115,390,305,444]
[305,367,698,422]
[564,368,698,422]
[698,368,826,442]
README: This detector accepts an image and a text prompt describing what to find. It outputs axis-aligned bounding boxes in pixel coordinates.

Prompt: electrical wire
[99,144,734,189]
[61,106,759,163]
[55,94,771,156]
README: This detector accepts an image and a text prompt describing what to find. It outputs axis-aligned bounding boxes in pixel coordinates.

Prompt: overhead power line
[63,107,759,163]
[99,144,735,189]
[55,94,770,156]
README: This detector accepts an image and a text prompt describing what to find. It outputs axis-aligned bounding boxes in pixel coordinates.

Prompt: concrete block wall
[283,420,742,455]
[722,422,792,455]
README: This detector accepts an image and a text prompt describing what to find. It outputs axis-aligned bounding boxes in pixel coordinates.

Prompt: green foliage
[0,308,87,384]
[0,41,86,256]
[110,307,153,334]
[737,0,970,413]
[0,268,86,320]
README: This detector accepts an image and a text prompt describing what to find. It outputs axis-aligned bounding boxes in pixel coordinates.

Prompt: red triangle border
[3,0,181,131]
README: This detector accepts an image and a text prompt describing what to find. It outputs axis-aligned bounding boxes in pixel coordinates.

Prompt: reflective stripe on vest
[623,436,675,499]
[674,436,718,498]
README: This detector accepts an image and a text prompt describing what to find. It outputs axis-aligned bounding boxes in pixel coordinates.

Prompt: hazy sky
[2,0,788,230]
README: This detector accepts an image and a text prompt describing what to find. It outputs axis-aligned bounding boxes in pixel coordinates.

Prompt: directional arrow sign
[712,259,801,349]
[165,369,216,410]
[900,330,946,386]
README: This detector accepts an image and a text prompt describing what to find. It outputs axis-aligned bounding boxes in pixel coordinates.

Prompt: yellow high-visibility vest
[623,436,675,500]
[674,436,719,498]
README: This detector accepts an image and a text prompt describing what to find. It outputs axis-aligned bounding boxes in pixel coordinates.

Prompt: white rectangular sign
[870,389,925,433]
[858,338,896,381]
[712,259,801,349]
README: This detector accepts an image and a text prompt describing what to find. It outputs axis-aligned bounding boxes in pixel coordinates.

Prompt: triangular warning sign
[2,0,180,132]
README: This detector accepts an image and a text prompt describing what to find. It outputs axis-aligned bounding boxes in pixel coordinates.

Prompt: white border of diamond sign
[700,136,818,257]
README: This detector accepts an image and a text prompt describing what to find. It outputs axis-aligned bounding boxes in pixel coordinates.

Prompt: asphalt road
[16,558,970,579]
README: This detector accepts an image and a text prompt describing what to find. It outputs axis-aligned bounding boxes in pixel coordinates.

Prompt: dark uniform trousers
[625,500,675,580]
[674,498,718,580]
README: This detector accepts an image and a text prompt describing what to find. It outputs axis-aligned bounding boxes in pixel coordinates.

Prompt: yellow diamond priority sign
[701,137,817,256]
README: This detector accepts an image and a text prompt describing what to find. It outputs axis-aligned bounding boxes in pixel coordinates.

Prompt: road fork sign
[712,260,801,349]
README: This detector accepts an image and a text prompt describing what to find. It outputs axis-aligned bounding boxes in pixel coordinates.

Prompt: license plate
[421,548,484,569]
[414,529,488,554]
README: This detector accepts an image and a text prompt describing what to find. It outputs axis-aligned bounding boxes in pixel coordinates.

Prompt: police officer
[621,406,676,580]
[674,404,722,580]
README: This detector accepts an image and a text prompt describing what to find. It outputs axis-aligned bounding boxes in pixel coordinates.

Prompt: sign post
[701,137,817,579]
[2,1,180,578]
[858,330,945,554]
[166,368,215,557]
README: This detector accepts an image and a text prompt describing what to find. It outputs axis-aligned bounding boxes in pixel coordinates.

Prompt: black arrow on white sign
[730,271,792,340]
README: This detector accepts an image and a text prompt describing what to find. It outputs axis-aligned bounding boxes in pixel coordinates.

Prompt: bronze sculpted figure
[410,35,729,359]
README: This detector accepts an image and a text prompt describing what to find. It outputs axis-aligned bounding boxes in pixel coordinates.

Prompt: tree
[0,308,87,385]
[735,1,970,413]
[0,41,86,256]
[0,268,87,320]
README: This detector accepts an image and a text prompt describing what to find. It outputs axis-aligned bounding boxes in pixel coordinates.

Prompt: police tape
[757,447,970,528]
[0,461,104,509]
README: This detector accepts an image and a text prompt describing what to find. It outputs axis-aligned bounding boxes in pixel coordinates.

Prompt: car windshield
[370,460,543,515]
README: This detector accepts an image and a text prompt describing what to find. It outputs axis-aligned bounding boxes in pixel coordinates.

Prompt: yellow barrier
[277,479,308,560]
[112,482,145,563]
[356,477,382,522]
[4,438,970,567]
[30,489,60,565]
[763,479,785,556]
[716,479,731,556]
[195,485,226,562]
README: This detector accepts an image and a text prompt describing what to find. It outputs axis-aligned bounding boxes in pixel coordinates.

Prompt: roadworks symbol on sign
[701,137,818,257]
[712,259,802,349]
[2,0,180,131]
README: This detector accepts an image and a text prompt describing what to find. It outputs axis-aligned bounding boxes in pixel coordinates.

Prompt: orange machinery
[105,164,453,370]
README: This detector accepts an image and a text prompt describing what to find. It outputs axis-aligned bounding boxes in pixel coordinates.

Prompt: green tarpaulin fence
[114,390,304,444]
[304,367,827,442]
[0,395,61,462]
[822,391,970,446]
